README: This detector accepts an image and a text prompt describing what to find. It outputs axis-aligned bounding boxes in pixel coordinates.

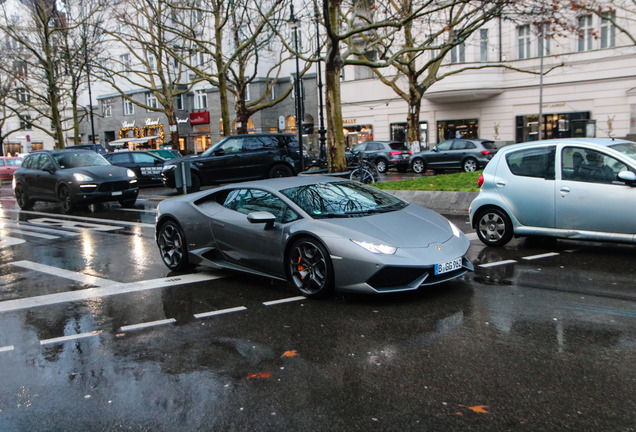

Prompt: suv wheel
[14,184,34,210]
[463,157,478,172]
[411,158,426,174]
[375,159,388,173]
[269,164,293,178]
[58,185,75,213]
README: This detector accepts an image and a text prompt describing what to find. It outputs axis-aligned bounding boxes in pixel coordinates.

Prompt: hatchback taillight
[478,174,484,188]
[480,150,492,155]
[390,151,402,156]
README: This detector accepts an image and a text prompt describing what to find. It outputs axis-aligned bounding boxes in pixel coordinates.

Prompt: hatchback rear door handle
[496,180,506,187]
[560,187,570,196]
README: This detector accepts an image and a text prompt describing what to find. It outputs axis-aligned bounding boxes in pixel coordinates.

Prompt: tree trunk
[324,0,347,173]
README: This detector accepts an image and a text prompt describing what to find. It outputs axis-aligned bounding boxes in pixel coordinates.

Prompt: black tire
[288,237,334,299]
[58,185,75,213]
[411,158,426,174]
[119,199,136,208]
[475,208,513,247]
[14,183,34,210]
[463,157,478,172]
[375,158,388,173]
[157,220,191,272]
[269,164,293,178]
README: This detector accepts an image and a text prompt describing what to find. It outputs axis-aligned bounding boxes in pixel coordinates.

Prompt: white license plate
[435,257,463,275]
[112,191,123,196]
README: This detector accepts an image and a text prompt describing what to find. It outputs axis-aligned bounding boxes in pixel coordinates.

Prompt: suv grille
[98,181,131,192]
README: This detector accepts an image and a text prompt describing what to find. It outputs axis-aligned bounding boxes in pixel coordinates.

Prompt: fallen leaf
[281,350,298,357]
[247,372,272,379]
[459,405,490,414]
[455,412,464,416]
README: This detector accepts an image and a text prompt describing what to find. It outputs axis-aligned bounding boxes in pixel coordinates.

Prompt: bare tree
[0,0,100,149]
[97,0,198,148]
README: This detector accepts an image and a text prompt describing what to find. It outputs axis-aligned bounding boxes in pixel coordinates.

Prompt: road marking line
[465,232,478,241]
[0,345,15,353]
[479,260,517,268]
[2,209,155,228]
[0,236,25,247]
[3,228,59,240]
[10,260,117,288]
[41,331,103,346]
[194,306,247,319]
[263,296,305,306]
[522,252,560,260]
[1,220,80,236]
[120,318,176,332]
[0,273,223,314]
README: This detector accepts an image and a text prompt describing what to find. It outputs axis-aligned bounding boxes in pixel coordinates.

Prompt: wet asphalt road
[0,179,634,431]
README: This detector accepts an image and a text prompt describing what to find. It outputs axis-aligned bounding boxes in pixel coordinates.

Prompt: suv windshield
[281,181,407,219]
[609,142,636,161]
[53,152,111,169]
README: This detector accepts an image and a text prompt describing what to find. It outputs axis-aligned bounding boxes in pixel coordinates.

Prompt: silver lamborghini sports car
[155,176,473,298]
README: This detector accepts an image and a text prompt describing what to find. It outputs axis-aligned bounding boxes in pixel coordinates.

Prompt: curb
[384,190,478,216]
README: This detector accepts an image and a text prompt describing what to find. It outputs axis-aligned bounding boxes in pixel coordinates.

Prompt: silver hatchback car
[469,138,636,246]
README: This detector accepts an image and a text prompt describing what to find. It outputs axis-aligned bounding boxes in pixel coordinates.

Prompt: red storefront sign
[190,111,210,125]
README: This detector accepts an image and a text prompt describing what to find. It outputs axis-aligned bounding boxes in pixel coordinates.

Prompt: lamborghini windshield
[281,181,407,218]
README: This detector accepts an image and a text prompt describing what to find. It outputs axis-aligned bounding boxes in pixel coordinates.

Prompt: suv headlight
[127,169,136,178]
[73,173,93,182]
[162,164,176,172]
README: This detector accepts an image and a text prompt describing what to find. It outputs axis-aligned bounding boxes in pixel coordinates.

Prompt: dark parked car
[104,150,165,186]
[348,141,411,173]
[410,138,497,173]
[13,150,138,213]
[162,133,306,192]
[68,144,108,155]
[155,176,472,298]
[147,149,181,159]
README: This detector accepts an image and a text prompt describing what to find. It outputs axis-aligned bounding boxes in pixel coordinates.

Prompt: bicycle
[348,151,382,184]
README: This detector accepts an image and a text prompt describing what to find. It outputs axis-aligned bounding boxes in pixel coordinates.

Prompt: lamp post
[314,4,326,161]
[290,4,304,171]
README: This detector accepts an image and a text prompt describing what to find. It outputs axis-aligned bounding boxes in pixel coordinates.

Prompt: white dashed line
[479,260,517,268]
[41,331,103,346]
[0,345,15,353]
[0,236,26,247]
[194,306,247,319]
[522,252,560,260]
[119,318,176,332]
[263,296,305,306]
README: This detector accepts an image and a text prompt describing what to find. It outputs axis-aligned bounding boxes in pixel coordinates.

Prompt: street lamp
[290,4,304,171]
[314,4,326,161]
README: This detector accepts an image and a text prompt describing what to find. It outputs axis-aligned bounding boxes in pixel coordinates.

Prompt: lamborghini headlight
[351,239,397,255]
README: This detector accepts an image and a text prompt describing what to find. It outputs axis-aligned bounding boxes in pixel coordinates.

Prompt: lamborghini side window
[223,188,299,223]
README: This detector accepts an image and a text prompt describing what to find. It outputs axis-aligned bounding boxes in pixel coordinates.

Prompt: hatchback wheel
[158,221,191,271]
[14,184,34,210]
[476,208,513,246]
[288,237,334,299]
[411,158,426,174]
[463,157,478,172]
[58,185,75,213]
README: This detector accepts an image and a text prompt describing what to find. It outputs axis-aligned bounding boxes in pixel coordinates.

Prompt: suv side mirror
[214,149,225,156]
[43,166,56,174]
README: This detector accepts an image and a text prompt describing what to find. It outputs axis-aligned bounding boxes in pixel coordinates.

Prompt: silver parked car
[469,138,636,246]
[156,176,473,298]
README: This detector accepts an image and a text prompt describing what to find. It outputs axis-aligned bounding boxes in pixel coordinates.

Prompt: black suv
[68,144,108,155]
[162,134,306,192]
[348,141,411,173]
[13,150,138,213]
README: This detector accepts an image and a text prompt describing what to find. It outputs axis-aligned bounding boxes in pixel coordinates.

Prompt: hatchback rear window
[389,143,409,151]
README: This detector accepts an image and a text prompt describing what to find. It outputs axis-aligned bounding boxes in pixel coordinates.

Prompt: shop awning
[108,135,162,146]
